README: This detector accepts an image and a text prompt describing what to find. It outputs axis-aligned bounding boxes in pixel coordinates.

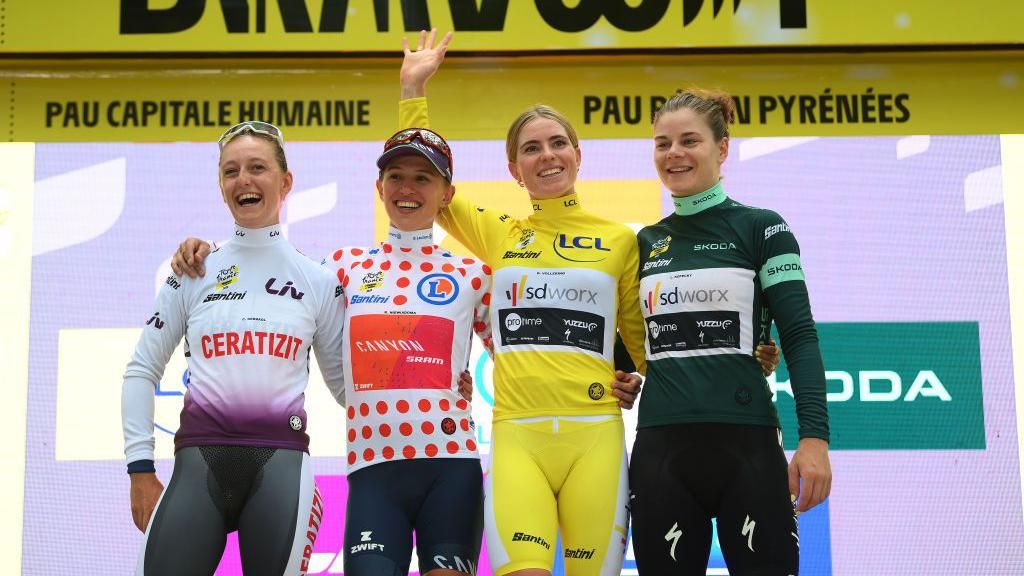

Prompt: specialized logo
[642,258,672,272]
[203,290,247,303]
[504,275,599,306]
[441,417,456,435]
[742,515,756,552]
[417,273,460,305]
[512,531,551,550]
[433,554,477,575]
[215,264,239,290]
[289,415,303,431]
[588,382,605,400]
[764,223,791,240]
[359,270,384,292]
[665,522,683,562]
[265,278,305,300]
[649,235,672,258]
[648,319,677,340]
[146,312,165,330]
[515,229,536,249]
[553,233,612,262]
[164,275,181,290]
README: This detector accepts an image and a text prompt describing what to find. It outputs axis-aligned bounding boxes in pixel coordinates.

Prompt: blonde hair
[505,105,580,162]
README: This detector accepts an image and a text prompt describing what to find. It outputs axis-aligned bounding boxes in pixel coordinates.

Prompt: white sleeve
[121,276,188,465]
[312,269,347,406]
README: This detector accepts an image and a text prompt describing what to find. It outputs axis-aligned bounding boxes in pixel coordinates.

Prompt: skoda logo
[588,383,605,400]
[289,415,303,430]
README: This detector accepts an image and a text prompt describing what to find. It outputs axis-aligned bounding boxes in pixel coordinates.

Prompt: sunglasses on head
[218,121,285,150]
[384,128,453,173]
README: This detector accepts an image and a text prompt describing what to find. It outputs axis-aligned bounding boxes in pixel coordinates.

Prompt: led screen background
[17,134,1023,574]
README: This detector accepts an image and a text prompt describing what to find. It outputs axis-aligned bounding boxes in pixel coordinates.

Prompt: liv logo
[265,278,305,300]
[146,312,165,329]
[417,273,459,305]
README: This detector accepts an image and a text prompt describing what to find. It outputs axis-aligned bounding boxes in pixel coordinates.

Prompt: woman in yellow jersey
[401,33,641,576]
[398,31,776,576]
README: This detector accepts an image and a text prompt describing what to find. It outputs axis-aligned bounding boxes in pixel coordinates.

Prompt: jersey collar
[385,225,434,250]
[672,181,727,216]
[232,223,284,247]
[531,192,582,219]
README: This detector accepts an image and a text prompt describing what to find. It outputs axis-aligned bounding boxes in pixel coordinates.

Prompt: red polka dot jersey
[328,226,493,473]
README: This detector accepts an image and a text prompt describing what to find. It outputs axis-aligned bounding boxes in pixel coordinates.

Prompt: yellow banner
[2,0,1022,53]
[3,52,1022,141]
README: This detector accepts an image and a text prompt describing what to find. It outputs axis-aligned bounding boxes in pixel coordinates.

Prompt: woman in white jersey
[122,121,347,575]
[170,127,508,575]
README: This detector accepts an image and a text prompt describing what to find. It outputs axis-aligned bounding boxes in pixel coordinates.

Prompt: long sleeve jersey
[636,182,829,441]
[122,224,346,466]
[325,226,492,474]
[398,97,647,422]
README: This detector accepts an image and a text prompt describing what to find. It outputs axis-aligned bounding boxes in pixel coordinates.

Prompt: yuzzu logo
[417,273,459,305]
[504,275,599,306]
[771,322,986,450]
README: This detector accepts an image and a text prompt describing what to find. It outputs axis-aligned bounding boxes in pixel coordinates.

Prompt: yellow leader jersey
[400,97,647,421]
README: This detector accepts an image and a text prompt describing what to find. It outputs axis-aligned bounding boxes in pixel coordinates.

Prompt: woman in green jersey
[629,89,831,575]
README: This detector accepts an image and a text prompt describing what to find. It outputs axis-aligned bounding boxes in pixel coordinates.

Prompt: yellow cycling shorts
[484,416,629,575]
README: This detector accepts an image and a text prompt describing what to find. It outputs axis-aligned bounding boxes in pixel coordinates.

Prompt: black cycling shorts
[135,446,321,576]
[629,423,799,576]
[343,457,483,576]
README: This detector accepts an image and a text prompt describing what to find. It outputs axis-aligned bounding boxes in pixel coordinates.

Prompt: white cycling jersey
[122,223,346,465]
[327,226,492,474]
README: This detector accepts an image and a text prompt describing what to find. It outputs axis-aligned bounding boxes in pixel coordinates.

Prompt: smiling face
[508,117,581,200]
[653,107,729,197]
[218,134,293,228]
[376,154,455,231]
